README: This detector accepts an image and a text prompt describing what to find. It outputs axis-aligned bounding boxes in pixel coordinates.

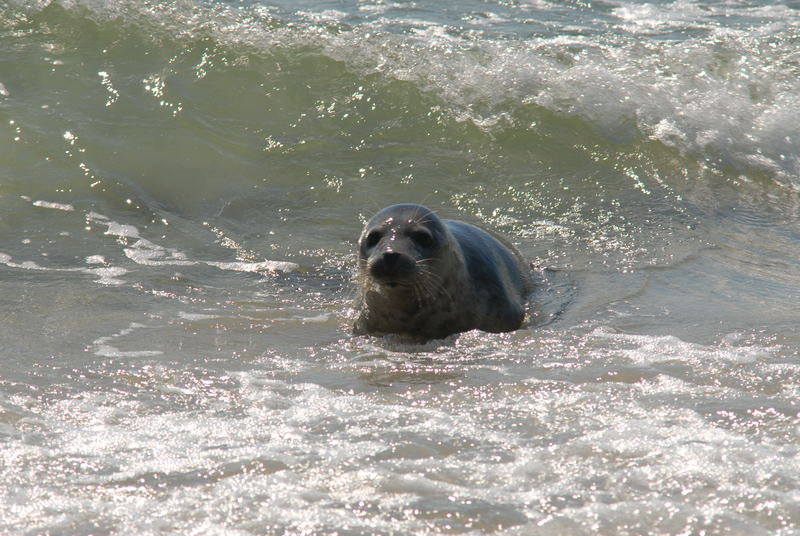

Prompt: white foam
[301,313,333,324]
[206,260,299,273]
[85,266,128,286]
[91,322,164,357]
[92,344,163,358]
[104,222,141,239]
[177,312,219,321]
[591,328,773,365]
[87,211,110,222]
[612,2,712,33]
[0,254,52,272]
[0,251,126,285]
[88,212,298,273]
[32,200,75,211]
[123,239,193,266]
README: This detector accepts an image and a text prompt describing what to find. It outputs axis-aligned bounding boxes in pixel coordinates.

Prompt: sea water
[1,1,799,534]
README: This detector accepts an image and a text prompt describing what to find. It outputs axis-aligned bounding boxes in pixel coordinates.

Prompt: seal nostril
[383,251,401,266]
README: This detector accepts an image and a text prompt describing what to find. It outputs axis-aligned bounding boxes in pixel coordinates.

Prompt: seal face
[354,204,531,340]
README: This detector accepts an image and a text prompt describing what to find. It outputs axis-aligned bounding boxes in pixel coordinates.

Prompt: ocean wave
[7,0,797,189]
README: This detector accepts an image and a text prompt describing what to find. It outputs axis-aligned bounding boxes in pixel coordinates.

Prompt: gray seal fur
[353,204,531,340]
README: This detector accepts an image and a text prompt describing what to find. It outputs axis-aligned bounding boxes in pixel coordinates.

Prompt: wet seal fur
[354,204,531,340]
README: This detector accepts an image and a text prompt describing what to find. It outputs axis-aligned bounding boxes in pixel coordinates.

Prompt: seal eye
[409,230,433,249]
[364,230,382,249]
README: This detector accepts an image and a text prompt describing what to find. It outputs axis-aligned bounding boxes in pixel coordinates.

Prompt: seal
[353,203,531,340]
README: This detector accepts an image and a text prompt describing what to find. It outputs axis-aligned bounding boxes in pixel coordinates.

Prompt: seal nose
[369,250,416,282]
[382,251,402,268]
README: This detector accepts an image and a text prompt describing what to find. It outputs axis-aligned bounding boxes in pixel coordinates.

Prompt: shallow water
[1,0,800,534]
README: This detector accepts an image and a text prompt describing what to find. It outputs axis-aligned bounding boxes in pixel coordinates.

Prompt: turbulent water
[2,0,800,534]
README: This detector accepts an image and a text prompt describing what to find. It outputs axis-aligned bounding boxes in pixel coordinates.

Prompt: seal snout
[368,250,417,286]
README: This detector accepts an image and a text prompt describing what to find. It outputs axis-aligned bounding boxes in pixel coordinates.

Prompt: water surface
[1,1,799,534]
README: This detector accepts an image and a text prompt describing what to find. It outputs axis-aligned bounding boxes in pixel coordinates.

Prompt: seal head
[354,204,530,340]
